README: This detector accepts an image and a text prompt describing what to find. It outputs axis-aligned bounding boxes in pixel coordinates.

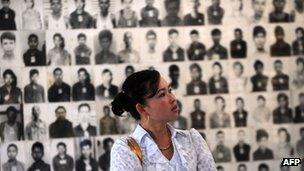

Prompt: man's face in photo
[100,37,111,50]
[252,0,266,16]
[125,67,134,77]
[216,132,225,144]
[99,0,109,14]
[30,73,39,84]
[146,0,154,6]
[146,34,157,50]
[79,106,90,123]
[102,71,112,84]
[190,68,200,81]
[2,0,10,8]
[190,33,199,43]
[81,145,91,159]
[103,106,110,116]
[169,33,178,46]
[235,31,242,41]
[274,62,283,73]
[56,108,66,120]
[194,100,201,109]
[1,39,15,55]
[278,97,287,107]
[254,33,266,50]
[258,137,268,148]
[236,99,244,109]
[169,69,179,81]
[296,30,304,39]
[54,70,63,83]
[190,0,200,10]
[4,73,13,86]
[51,0,62,13]
[237,130,245,143]
[32,147,43,161]
[166,1,179,16]
[231,0,242,11]
[75,0,85,11]
[7,146,17,159]
[212,0,220,6]
[78,37,86,45]
[105,141,113,152]
[29,37,38,49]
[273,0,285,11]
[78,71,87,83]
[33,106,41,120]
[212,65,221,75]
[275,29,285,41]
[256,64,264,74]
[212,34,221,44]
[299,95,304,104]
[238,165,247,171]
[57,145,66,155]
[7,110,17,123]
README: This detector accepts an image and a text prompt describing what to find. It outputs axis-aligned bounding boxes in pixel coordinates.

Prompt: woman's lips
[171,104,179,112]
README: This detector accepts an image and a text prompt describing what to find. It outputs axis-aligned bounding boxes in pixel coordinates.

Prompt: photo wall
[0,0,304,170]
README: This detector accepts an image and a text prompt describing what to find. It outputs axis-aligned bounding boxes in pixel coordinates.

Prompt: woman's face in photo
[278,130,287,143]
[4,74,13,86]
[143,76,179,123]
[254,33,266,49]
[102,72,112,84]
[7,146,17,159]
[257,98,265,107]
[258,137,268,148]
[213,65,222,75]
[296,62,304,71]
[25,0,34,9]
[215,98,225,111]
[54,36,62,48]
[122,0,132,8]
[236,100,244,109]
[233,64,243,77]
[252,0,266,15]
[278,97,287,107]
[231,0,242,11]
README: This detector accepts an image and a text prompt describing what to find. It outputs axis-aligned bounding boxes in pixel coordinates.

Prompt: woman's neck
[139,121,169,141]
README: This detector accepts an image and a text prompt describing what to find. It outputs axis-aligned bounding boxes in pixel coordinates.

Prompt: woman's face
[143,76,179,123]
[4,74,13,85]
[215,98,225,111]
[7,146,17,159]
[54,36,62,48]
[213,65,222,75]
[278,130,287,142]
[122,0,132,8]
[25,0,34,9]
[233,64,243,77]
[297,62,304,71]
[78,71,87,82]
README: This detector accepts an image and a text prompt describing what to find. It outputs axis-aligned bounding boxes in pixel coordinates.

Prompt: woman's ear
[135,103,146,115]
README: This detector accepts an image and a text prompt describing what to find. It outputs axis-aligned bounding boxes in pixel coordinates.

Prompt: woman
[47,33,71,65]
[0,69,22,104]
[275,128,294,159]
[22,0,42,30]
[110,69,216,170]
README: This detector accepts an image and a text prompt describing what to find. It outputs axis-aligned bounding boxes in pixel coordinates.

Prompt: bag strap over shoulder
[127,136,143,166]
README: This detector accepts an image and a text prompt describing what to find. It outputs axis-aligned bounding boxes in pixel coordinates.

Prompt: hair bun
[111,92,132,117]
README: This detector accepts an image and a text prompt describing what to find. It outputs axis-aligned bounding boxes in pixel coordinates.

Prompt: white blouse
[110,123,216,171]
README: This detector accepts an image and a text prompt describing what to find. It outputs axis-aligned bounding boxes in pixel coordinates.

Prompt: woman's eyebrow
[157,85,172,94]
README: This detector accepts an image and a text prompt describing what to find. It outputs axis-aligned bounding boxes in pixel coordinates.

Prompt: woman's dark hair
[278,127,290,143]
[53,33,65,49]
[78,68,91,84]
[3,69,17,87]
[111,70,160,120]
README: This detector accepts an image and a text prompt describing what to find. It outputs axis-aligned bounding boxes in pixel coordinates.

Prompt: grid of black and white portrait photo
[0,0,304,170]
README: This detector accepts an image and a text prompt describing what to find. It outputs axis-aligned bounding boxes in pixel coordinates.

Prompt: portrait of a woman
[110,69,216,170]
